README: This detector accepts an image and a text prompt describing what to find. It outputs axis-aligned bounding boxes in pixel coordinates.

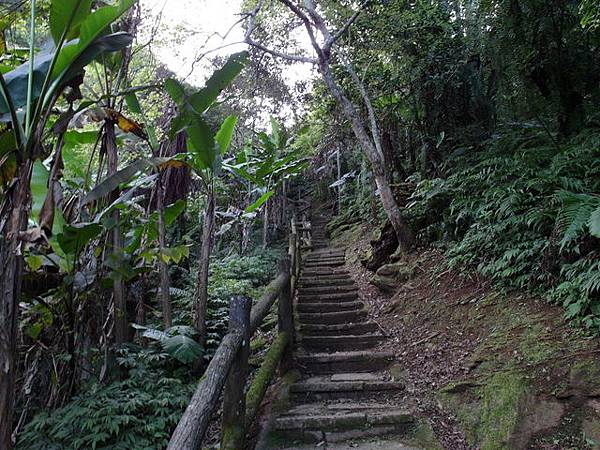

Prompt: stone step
[298,277,354,286]
[295,350,395,374]
[298,285,357,296]
[297,292,359,303]
[273,405,415,443]
[296,301,364,314]
[303,260,345,268]
[290,375,405,401]
[299,274,353,284]
[299,334,384,351]
[299,321,380,336]
[304,255,345,263]
[298,309,368,325]
[301,268,349,277]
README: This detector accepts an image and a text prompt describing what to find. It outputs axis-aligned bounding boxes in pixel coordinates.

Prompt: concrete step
[299,334,384,352]
[298,309,368,325]
[290,374,405,401]
[299,321,380,336]
[295,350,395,374]
[297,301,364,314]
[297,292,359,303]
[298,278,354,288]
[301,268,349,277]
[303,260,345,268]
[272,403,416,444]
[298,285,357,296]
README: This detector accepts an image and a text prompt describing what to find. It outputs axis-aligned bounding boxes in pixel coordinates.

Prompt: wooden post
[221,296,252,450]
[278,257,294,374]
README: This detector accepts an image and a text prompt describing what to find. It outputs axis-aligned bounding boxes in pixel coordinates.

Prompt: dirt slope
[330,221,600,450]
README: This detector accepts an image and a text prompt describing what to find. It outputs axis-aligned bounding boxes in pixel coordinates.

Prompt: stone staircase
[258,213,426,450]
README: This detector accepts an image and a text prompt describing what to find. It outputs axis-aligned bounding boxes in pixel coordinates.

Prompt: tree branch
[244,0,318,64]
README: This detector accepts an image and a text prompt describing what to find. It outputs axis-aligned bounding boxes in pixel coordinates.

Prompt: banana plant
[0,1,135,447]
[164,51,248,352]
[226,118,308,249]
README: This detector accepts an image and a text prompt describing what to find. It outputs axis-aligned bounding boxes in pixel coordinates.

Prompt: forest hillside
[0,0,598,449]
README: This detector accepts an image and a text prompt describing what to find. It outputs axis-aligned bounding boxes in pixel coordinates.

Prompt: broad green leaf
[216,115,237,154]
[188,51,248,114]
[56,222,102,257]
[125,92,142,114]
[162,335,203,364]
[52,0,135,78]
[165,78,186,106]
[49,0,93,44]
[245,191,274,213]
[187,115,216,171]
[164,200,186,226]
[26,255,44,271]
[81,157,171,206]
[31,161,49,224]
[0,52,52,115]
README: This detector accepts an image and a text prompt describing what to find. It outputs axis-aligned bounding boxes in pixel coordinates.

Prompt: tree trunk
[157,179,172,329]
[0,160,33,450]
[262,201,269,249]
[104,123,128,344]
[318,63,415,251]
[194,189,215,349]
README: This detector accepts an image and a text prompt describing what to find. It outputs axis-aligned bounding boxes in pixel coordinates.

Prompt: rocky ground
[329,220,600,450]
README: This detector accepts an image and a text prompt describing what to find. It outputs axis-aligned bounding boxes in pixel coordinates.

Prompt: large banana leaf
[49,0,93,44]
[51,0,135,79]
[216,115,237,154]
[188,51,248,114]
[187,115,216,171]
[0,32,133,119]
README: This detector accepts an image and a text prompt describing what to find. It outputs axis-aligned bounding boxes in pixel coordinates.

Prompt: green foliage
[408,126,600,329]
[17,362,194,450]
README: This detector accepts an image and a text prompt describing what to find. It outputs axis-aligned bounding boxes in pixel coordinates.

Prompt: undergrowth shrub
[17,360,195,450]
[408,125,600,329]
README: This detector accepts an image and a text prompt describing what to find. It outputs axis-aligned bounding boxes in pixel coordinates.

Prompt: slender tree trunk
[157,179,172,329]
[194,189,215,349]
[104,123,128,344]
[0,160,33,450]
[318,63,415,251]
[262,201,269,249]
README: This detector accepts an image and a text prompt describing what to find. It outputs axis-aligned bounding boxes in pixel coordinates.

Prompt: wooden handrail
[167,212,310,450]
[166,330,243,450]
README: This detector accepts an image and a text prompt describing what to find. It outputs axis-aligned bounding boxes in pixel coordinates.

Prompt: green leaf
[52,0,135,78]
[49,0,93,44]
[245,191,274,213]
[164,200,186,226]
[165,78,186,106]
[56,223,103,256]
[589,204,600,238]
[216,115,237,155]
[188,51,248,114]
[31,161,49,224]
[26,255,44,271]
[81,157,171,206]
[124,92,142,114]
[187,115,216,171]
[162,335,203,364]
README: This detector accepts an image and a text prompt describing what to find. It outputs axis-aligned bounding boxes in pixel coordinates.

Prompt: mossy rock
[376,261,416,281]
[439,372,565,450]
[370,274,399,292]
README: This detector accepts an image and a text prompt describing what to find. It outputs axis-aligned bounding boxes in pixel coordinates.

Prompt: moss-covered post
[221,296,251,450]
[288,232,297,293]
[278,257,294,374]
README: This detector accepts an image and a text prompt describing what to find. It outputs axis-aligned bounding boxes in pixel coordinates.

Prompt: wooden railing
[167,222,307,450]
